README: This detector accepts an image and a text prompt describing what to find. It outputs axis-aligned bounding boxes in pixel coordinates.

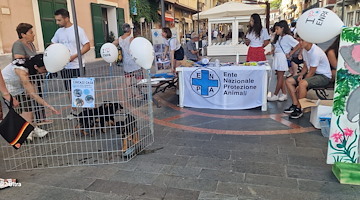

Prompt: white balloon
[43,43,70,73]
[297,8,344,43]
[100,43,118,63]
[130,37,155,69]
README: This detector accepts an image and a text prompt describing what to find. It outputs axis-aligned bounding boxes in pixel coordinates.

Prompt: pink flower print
[343,128,354,137]
[331,132,343,143]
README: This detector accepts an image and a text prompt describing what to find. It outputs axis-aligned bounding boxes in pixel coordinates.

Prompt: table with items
[176,62,271,111]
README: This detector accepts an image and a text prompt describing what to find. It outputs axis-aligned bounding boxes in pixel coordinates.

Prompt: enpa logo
[190,68,220,98]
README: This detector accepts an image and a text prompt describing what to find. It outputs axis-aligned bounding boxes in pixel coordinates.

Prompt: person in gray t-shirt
[12,23,36,60]
[185,33,200,62]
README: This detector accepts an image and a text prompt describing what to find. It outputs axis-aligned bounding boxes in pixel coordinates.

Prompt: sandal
[0,178,17,190]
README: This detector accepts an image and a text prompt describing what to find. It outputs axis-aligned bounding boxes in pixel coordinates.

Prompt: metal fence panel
[1,64,154,171]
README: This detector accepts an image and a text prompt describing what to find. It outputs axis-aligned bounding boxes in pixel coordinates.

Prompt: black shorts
[291,57,303,65]
[174,47,184,60]
[61,68,81,90]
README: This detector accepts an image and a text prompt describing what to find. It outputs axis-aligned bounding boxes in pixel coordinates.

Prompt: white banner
[181,66,267,110]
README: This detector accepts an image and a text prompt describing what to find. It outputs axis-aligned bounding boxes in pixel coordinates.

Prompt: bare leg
[297,80,309,106]
[285,77,298,106]
[274,71,285,95]
[291,62,298,76]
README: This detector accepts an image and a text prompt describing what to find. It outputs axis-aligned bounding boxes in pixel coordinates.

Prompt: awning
[158,11,174,21]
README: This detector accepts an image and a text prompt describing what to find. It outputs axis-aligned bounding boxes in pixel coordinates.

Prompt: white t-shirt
[1,64,28,96]
[274,35,299,54]
[302,44,332,79]
[213,30,218,38]
[51,25,90,69]
[164,37,181,51]
[246,28,271,48]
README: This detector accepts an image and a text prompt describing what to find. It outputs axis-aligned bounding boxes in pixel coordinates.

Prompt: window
[356,10,360,25]
[346,12,354,26]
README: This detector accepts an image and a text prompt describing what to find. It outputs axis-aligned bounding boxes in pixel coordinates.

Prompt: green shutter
[116,8,125,37]
[91,3,105,58]
[38,0,67,48]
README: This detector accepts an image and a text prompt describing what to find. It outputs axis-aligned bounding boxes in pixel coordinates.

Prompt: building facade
[0,0,131,65]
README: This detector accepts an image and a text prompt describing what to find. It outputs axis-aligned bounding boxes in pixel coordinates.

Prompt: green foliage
[341,27,360,43]
[333,69,360,116]
[130,0,160,23]
[270,0,281,9]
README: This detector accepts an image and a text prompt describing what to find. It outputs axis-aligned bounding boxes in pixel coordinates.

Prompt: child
[268,20,300,102]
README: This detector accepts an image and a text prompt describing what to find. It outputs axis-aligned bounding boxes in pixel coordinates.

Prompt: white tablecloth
[176,64,271,111]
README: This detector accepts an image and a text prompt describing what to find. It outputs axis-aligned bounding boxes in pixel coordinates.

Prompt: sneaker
[284,104,297,114]
[290,108,303,119]
[27,132,33,141]
[33,127,48,138]
[278,94,288,102]
[267,95,279,101]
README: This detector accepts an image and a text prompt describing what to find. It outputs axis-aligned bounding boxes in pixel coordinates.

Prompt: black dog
[116,114,139,152]
[75,102,123,135]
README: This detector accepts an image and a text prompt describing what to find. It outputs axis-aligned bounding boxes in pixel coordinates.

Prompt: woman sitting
[1,54,60,141]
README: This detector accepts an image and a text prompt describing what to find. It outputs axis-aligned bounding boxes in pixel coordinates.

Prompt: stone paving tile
[233,161,286,177]
[144,144,181,155]
[166,130,214,141]
[167,138,207,148]
[211,135,261,144]
[286,165,338,182]
[20,174,96,190]
[198,191,239,200]
[127,183,167,199]
[199,168,245,183]
[287,155,328,167]
[298,179,358,195]
[230,151,287,164]
[109,169,159,185]
[244,173,298,189]
[163,187,200,200]
[134,162,166,173]
[176,146,231,160]
[153,174,218,192]
[160,165,202,178]
[278,146,325,158]
[135,152,190,166]
[85,179,137,196]
[204,141,278,154]
[84,191,129,200]
[216,182,330,200]
[186,156,233,171]
[293,131,328,148]
[260,135,296,146]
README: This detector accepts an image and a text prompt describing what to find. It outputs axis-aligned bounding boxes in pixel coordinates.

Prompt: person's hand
[266,51,272,55]
[297,75,303,82]
[2,93,19,107]
[244,38,250,46]
[286,53,291,59]
[69,55,77,62]
[48,105,60,115]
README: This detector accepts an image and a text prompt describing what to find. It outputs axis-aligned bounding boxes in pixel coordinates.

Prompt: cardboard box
[299,98,333,129]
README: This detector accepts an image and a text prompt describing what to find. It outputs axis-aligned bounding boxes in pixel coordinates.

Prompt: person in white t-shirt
[268,21,300,102]
[162,27,184,73]
[284,38,332,119]
[51,8,90,91]
[245,13,270,62]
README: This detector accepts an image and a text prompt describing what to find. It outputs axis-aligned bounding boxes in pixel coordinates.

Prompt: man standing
[51,8,90,91]
[284,37,332,119]
[185,32,200,62]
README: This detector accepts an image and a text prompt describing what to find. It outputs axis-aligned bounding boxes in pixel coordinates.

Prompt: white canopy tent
[193,2,270,56]
[193,1,265,20]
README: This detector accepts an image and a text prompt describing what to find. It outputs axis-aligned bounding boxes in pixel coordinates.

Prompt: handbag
[279,37,292,67]
[0,96,34,149]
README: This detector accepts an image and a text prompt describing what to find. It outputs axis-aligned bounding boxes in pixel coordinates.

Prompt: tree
[129,0,160,23]
[270,0,281,9]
